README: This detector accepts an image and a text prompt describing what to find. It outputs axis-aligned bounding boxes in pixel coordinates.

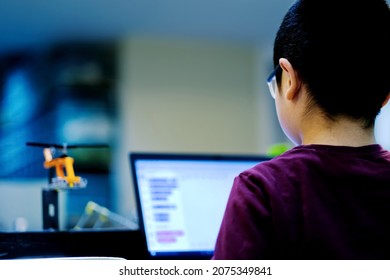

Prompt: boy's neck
[301,114,376,147]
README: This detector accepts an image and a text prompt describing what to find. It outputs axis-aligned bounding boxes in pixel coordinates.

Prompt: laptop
[129,152,271,259]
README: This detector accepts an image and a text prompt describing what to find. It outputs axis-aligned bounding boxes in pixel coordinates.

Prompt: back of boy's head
[273,0,390,127]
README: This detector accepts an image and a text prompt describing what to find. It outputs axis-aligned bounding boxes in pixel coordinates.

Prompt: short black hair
[273,0,390,127]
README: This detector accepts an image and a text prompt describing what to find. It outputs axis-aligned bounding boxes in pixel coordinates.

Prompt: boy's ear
[382,94,390,107]
[279,58,302,101]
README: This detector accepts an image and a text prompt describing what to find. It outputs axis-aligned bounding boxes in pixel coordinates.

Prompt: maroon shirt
[213,144,390,259]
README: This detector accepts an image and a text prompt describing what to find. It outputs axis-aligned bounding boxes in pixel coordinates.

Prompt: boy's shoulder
[267,144,389,165]
[235,144,390,199]
[247,145,323,173]
[241,144,390,181]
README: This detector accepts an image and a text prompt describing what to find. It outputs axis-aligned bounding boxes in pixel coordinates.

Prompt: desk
[0,230,148,259]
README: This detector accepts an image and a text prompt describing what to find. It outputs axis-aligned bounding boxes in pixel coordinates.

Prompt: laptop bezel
[129,152,272,259]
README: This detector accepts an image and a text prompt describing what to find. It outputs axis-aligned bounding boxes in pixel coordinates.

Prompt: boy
[213,0,390,259]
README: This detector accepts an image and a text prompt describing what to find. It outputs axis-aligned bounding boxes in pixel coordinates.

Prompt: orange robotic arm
[43,148,81,187]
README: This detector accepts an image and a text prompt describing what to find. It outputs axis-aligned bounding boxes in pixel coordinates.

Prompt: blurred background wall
[0,0,388,232]
[113,38,281,218]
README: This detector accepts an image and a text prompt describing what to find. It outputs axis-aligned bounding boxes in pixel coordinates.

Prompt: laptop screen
[129,153,271,259]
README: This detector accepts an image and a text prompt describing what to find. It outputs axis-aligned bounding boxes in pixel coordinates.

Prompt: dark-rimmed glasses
[266,64,282,99]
